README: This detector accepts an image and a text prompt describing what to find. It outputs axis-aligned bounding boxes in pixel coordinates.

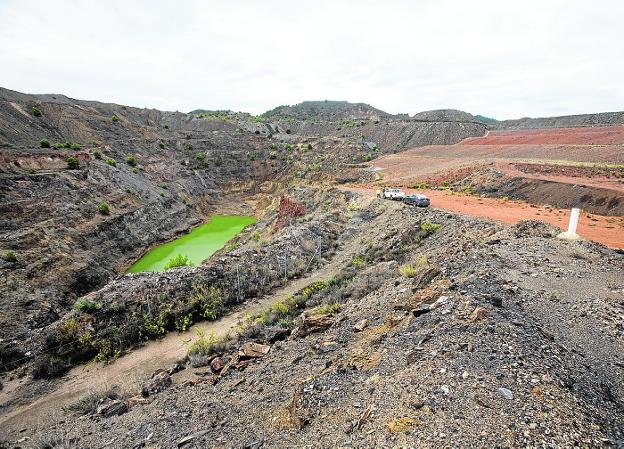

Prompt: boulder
[354,319,369,332]
[292,314,334,338]
[240,342,271,358]
[141,370,172,397]
[96,398,128,417]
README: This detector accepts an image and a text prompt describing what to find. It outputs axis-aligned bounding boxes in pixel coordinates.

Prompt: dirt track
[347,186,624,249]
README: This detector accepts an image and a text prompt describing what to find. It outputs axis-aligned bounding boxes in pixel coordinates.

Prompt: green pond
[128,215,256,273]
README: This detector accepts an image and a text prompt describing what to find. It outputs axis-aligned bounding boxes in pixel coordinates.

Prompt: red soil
[347,186,624,249]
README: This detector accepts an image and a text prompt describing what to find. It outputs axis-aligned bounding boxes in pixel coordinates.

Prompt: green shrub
[105,158,117,167]
[32,354,69,379]
[362,154,372,162]
[440,180,450,189]
[351,255,366,268]
[73,298,102,313]
[111,114,120,122]
[126,155,137,167]
[186,143,193,150]
[3,251,17,263]
[159,142,165,149]
[90,140,99,145]
[164,254,194,270]
[421,221,441,235]
[313,303,341,315]
[411,182,429,189]
[191,285,223,320]
[187,329,230,363]
[269,151,277,159]
[98,203,110,215]
[93,151,102,160]
[195,152,205,161]
[175,313,193,332]
[27,168,36,174]
[31,107,42,117]
[284,144,293,151]
[70,142,81,150]
[399,264,417,278]
[39,138,50,148]
[66,156,79,169]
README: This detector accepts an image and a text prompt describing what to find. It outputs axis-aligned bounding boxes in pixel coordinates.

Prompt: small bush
[126,155,137,167]
[191,285,223,320]
[187,329,231,367]
[39,138,50,148]
[66,156,79,169]
[90,139,99,145]
[351,255,366,268]
[98,203,110,215]
[269,151,277,159]
[32,354,69,379]
[70,142,81,150]
[93,151,102,160]
[3,251,17,263]
[195,152,205,161]
[164,254,194,270]
[111,114,120,122]
[440,180,450,189]
[411,182,429,189]
[31,107,42,117]
[307,143,313,150]
[159,142,165,149]
[73,298,102,313]
[313,303,341,315]
[421,221,441,235]
[105,158,117,167]
[399,264,417,278]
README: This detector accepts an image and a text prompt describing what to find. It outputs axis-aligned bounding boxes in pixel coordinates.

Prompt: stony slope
[3,194,622,448]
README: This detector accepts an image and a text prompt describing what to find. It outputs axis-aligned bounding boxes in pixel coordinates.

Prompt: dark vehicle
[403,193,430,207]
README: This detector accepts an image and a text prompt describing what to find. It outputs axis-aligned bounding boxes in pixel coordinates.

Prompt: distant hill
[411,109,478,123]
[262,100,391,121]
[474,114,498,124]
[493,111,624,130]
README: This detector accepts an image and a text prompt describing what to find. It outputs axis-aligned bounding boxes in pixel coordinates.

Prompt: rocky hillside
[0,88,486,375]
[493,111,624,130]
[2,192,622,448]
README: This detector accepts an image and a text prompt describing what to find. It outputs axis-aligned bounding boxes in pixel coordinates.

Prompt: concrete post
[557,208,582,241]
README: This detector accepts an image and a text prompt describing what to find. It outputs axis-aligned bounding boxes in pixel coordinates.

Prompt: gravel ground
[2,199,623,449]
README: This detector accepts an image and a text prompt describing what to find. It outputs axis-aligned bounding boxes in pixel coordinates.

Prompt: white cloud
[0,0,622,119]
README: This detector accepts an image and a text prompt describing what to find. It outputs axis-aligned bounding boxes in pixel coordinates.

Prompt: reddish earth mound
[464,125,624,145]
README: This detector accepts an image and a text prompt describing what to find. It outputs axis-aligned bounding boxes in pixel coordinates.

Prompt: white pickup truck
[378,188,406,200]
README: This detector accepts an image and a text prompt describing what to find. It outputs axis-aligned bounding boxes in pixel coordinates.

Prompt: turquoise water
[128,215,256,273]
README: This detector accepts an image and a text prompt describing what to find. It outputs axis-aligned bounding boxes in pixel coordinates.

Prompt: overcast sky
[0,0,622,119]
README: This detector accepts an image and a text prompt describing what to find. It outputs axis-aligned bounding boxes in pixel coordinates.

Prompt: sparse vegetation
[73,298,103,313]
[111,114,120,122]
[3,251,17,263]
[66,156,79,169]
[163,254,194,270]
[31,106,42,117]
[351,255,366,268]
[93,151,102,160]
[399,263,417,277]
[105,158,117,167]
[195,152,206,161]
[421,220,441,235]
[313,303,341,315]
[126,155,137,167]
[187,329,232,367]
[98,203,110,215]
[39,138,50,148]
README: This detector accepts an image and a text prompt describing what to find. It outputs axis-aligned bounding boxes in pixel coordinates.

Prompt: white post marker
[557,207,582,241]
